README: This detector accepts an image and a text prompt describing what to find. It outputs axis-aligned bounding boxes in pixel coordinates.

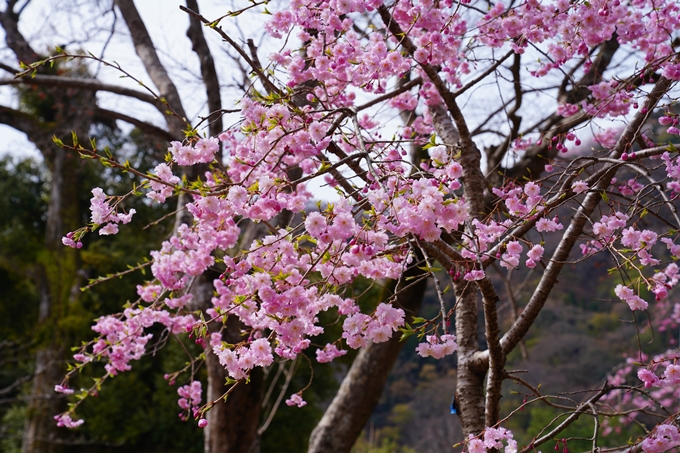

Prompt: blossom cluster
[285,393,307,408]
[177,380,202,421]
[342,303,405,348]
[603,351,680,442]
[640,424,680,453]
[84,307,195,377]
[415,334,457,359]
[54,413,84,428]
[466,427,517,453]
[62,187,136,247]
[211,336,274,380]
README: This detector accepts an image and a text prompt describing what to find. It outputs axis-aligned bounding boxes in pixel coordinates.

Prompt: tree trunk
[190,273,264,453]
[453,285,486,437]
[23,142,84,453]
[308,264,428,453]
[205,339,263,453]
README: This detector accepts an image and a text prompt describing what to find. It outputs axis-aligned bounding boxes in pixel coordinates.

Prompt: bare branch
[180,5,282,97]
[0,74,162,107]
[94,107,174,141]
[114,0,187,137]
[476,276,505,427]
[185,0,223,138]
[0,4,39,64]
[520,383,611,452]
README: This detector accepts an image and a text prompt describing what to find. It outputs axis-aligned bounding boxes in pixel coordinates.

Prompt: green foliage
[0,129,181,452]
[0,156,47,265]
[76,342,203,452]
[0,404,26,453]
[352,433,421,453]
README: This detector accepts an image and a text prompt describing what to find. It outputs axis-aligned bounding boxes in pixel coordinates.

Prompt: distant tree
[4,0,680,453]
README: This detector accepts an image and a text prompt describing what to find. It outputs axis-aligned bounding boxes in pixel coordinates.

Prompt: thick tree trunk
[21,347,64,453]
[23,143,84,453]
[453,285,486,437]
[307,264,428,453]
[205,337,263,453]
[190,274,263,453]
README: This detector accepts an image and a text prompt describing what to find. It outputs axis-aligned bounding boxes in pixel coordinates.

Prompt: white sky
[0,0,352,196]
[0,0,669,190]
[0,0,269,157]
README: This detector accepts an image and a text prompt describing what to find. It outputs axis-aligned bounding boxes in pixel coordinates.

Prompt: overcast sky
[0,0,654,190]
[0,0,270,158]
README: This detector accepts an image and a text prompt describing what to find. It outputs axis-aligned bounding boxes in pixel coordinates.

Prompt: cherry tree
[7,0,680,451]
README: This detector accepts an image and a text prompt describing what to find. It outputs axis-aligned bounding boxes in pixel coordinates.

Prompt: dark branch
[185,0,223,138]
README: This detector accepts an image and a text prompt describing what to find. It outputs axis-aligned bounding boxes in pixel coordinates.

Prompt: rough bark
[0,74,162,107]
[451,283,486,437]
[0,5,94,451]
[185,0,222,138]
[20,110,90,453]
[308,264,428,453]
[429,101,489,436]
[114,0,187,138]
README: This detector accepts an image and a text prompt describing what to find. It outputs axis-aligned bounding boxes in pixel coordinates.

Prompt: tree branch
[185,0,222,138]
[520,383,611,453]
[476,276,504,427]
[498,75,674,357]
[94,107,173,141]
[0,4,39,64]
[0,104,42,137]
[114,0,187,138]
[0,74,162,107]
[502,38,621,181]
[179,5,282,98]
[377,5,477,158]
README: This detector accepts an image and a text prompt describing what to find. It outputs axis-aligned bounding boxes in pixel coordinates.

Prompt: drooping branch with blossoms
[39,0,680,450]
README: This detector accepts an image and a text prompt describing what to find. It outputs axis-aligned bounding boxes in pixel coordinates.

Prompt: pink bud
[198,418,208,428]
